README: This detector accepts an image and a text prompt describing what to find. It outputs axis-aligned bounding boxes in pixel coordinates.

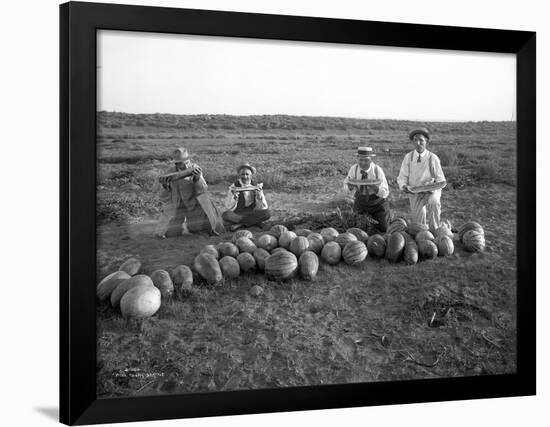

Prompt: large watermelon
[342,241,368,265]
[386,233,406,262]
[366,234,386,258]
[462,230,486,252]
[265,251,298,280]
[321,241,342,265]
[299,251,319,280]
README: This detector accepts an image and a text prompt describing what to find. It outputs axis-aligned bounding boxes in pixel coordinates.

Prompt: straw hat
[356,147,376,158]
[172,147,191,162]
[237,163,257,174]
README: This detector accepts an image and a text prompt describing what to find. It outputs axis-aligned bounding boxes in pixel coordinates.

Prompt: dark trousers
[353,195,391,232]
[222,208,271,227]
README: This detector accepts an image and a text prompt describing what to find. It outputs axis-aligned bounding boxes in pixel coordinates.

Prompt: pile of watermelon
[96,220,486,318]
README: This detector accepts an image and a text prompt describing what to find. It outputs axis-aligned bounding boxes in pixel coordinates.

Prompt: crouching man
[343,147,391,232]
[222,163,271,232]
[154,147,225,238]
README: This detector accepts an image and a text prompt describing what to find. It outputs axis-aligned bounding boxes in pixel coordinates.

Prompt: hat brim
[409,130,430,140]
[172,157,191,162]
[237,165,256,174]
[357,154,376,158]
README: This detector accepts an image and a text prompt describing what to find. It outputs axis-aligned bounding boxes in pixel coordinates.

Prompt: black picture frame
[60,1,536,425]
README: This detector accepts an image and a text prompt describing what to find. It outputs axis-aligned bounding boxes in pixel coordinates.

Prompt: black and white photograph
[95,29,519,397]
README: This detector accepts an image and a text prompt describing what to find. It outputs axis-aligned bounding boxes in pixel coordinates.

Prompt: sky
[97,30,516,122]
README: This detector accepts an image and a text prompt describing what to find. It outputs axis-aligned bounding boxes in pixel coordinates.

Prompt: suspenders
[408,151,436,182]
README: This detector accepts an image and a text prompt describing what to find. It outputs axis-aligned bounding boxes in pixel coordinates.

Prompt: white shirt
[343,162,389,199]
[397,149,446,189]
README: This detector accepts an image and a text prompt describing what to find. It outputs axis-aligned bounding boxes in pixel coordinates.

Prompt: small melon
[346,227,369,242]
[235,237,257,254]
[336,232,358,248]
[279,231,297,249]
[462,230,486,252]
[307,233,325,254]
[343,241,368,265]
[289,236,310,257]
[435,235,454,256]
[458,221,485,242]
[320,227,339,243]
[321,241,342,265]
[418,240,438,259]
[269,224,288,239]
[232,229,253,243]
[217,242,239,258]
[415,230,435,243]
[193,253,223,285]
[237,252,257,273]
[403,241,419,265]
[299,251,319,280]
[366,234,386,258]
[200,244,219,260]
[295,228,312,237]
[150,269,174,298]
[219,256,240,279]
[253,248,271,272]
[257,234,278,251]
[386,233,406,263]
[171,265,193,288]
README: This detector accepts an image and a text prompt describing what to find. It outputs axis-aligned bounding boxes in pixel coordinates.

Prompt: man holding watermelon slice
[397,128,447,231]
[343,147,391,232]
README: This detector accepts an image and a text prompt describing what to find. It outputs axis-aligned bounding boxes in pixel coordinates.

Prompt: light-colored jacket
[158,163,207,210]
[396,150,446,190]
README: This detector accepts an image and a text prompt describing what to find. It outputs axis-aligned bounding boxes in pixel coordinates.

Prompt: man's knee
[222,210,239,223]
[427,194,441,208]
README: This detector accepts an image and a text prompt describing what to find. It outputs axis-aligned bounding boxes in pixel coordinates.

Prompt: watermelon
[307,233,325,254]
[265,251,298,280]
[289,236,310,257]
[462,230,486,252]
[110,274,153,308]
[417,240,438,259]
[171,265,193,288]
[232,229,253,243]
[415,230,435,243]
[458,221,485,242]
[295,228,312,237]
[150,269,174,298]
[193,253,223,285]
[321,241,342,265]
[118,257,141,276]
[200,244,219,260]
[386,233,405,262]
[269,224,288,239]
[237,252,257,273]
[120,285,161,319]
[219,256,240,279]
[217,242,239,258]
[279,231,297,249]
[403,241,419,265]
[366,234,386,258]
[257,234,278,251]
[335,232,358,249]
[299,251,319,280]
[387,220,408,234]
[97,271,131,302]
[435,235,454,256]
[320,227,339,243]
[346,227,369,242]
[235,237,257,254]
[342,241,368,265]
[434,224,453,239]
[252,248,271,272]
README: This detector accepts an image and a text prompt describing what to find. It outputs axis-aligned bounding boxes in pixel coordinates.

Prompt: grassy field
[95,113,517,397]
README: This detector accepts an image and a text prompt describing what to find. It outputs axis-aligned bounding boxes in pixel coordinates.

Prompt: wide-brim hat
[356,147,376,157]
[409,127,431,141]
[172,147,191,162]
[237,163,257,174]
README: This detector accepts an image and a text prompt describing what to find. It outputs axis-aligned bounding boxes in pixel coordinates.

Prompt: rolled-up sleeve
[396,153,410,190]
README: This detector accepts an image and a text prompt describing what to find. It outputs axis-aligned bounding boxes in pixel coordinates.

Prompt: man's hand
[401,185,413,194]
[191,166,202,177]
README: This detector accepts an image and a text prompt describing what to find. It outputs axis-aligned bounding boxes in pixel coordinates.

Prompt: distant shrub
[259,171,286,190]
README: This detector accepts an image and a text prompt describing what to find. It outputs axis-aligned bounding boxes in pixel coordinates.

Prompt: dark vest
[234,180,256,212]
